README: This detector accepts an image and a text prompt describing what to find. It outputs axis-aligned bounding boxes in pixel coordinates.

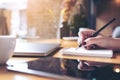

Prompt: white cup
[0,36,16,64]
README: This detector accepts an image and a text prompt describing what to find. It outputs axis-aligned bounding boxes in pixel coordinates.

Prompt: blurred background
[0,0,120,39]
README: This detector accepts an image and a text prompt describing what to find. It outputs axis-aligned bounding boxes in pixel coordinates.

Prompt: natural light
[0,0,28,37]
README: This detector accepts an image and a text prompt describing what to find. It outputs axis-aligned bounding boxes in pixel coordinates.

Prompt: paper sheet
[61,47,113,58]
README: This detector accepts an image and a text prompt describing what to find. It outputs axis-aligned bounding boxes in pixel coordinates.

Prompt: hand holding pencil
[78,18,116,49]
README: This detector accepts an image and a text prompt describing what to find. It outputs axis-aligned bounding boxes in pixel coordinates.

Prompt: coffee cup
[0,36,16,64]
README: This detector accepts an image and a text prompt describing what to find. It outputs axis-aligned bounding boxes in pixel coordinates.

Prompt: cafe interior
[0,0,120,80]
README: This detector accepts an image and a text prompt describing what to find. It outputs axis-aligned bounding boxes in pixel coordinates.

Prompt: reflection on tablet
[7,57,120,80]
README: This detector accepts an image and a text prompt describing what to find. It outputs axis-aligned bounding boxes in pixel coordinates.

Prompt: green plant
[68,3,88,36]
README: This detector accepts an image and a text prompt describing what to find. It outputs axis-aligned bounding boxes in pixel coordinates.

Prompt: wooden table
[0,39,120,80]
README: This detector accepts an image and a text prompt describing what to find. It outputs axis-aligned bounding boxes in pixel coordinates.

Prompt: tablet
[7,57,120,80]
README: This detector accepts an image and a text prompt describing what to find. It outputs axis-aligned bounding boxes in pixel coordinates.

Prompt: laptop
[13,42,60,57]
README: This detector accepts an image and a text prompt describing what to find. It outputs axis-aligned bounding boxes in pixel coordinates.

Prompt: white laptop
[13,42,60,57]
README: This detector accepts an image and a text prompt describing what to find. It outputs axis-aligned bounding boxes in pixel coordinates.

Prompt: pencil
[90,18,116,37]
[79,18,116,47]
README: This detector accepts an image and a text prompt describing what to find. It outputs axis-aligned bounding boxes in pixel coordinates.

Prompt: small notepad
[61,47,113,58]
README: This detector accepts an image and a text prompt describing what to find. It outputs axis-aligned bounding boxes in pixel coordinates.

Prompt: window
[0,0,28,37]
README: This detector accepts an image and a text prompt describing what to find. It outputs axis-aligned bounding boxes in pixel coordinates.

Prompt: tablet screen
[7,57,120,80]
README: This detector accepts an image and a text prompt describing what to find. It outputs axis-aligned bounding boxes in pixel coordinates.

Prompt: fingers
[77,28,102,49]
[78,29,95,44]
[84,44,98,50]
[83,36,106,50]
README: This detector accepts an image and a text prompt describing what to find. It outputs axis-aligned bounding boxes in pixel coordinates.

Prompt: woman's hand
[83,36,111,49]
[78,28,95,44]
[77,29,120,71]
[78,28,104,49]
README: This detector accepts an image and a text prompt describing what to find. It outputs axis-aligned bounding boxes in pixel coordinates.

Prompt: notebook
[61,47,113,58]
[13,42,60,57]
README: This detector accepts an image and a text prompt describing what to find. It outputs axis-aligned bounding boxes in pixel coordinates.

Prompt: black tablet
[7,57,120,80]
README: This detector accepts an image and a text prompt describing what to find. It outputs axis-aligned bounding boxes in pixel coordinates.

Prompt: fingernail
[82,42,86,45]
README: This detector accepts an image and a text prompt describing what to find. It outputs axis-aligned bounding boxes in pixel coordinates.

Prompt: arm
[104,38,120,50]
